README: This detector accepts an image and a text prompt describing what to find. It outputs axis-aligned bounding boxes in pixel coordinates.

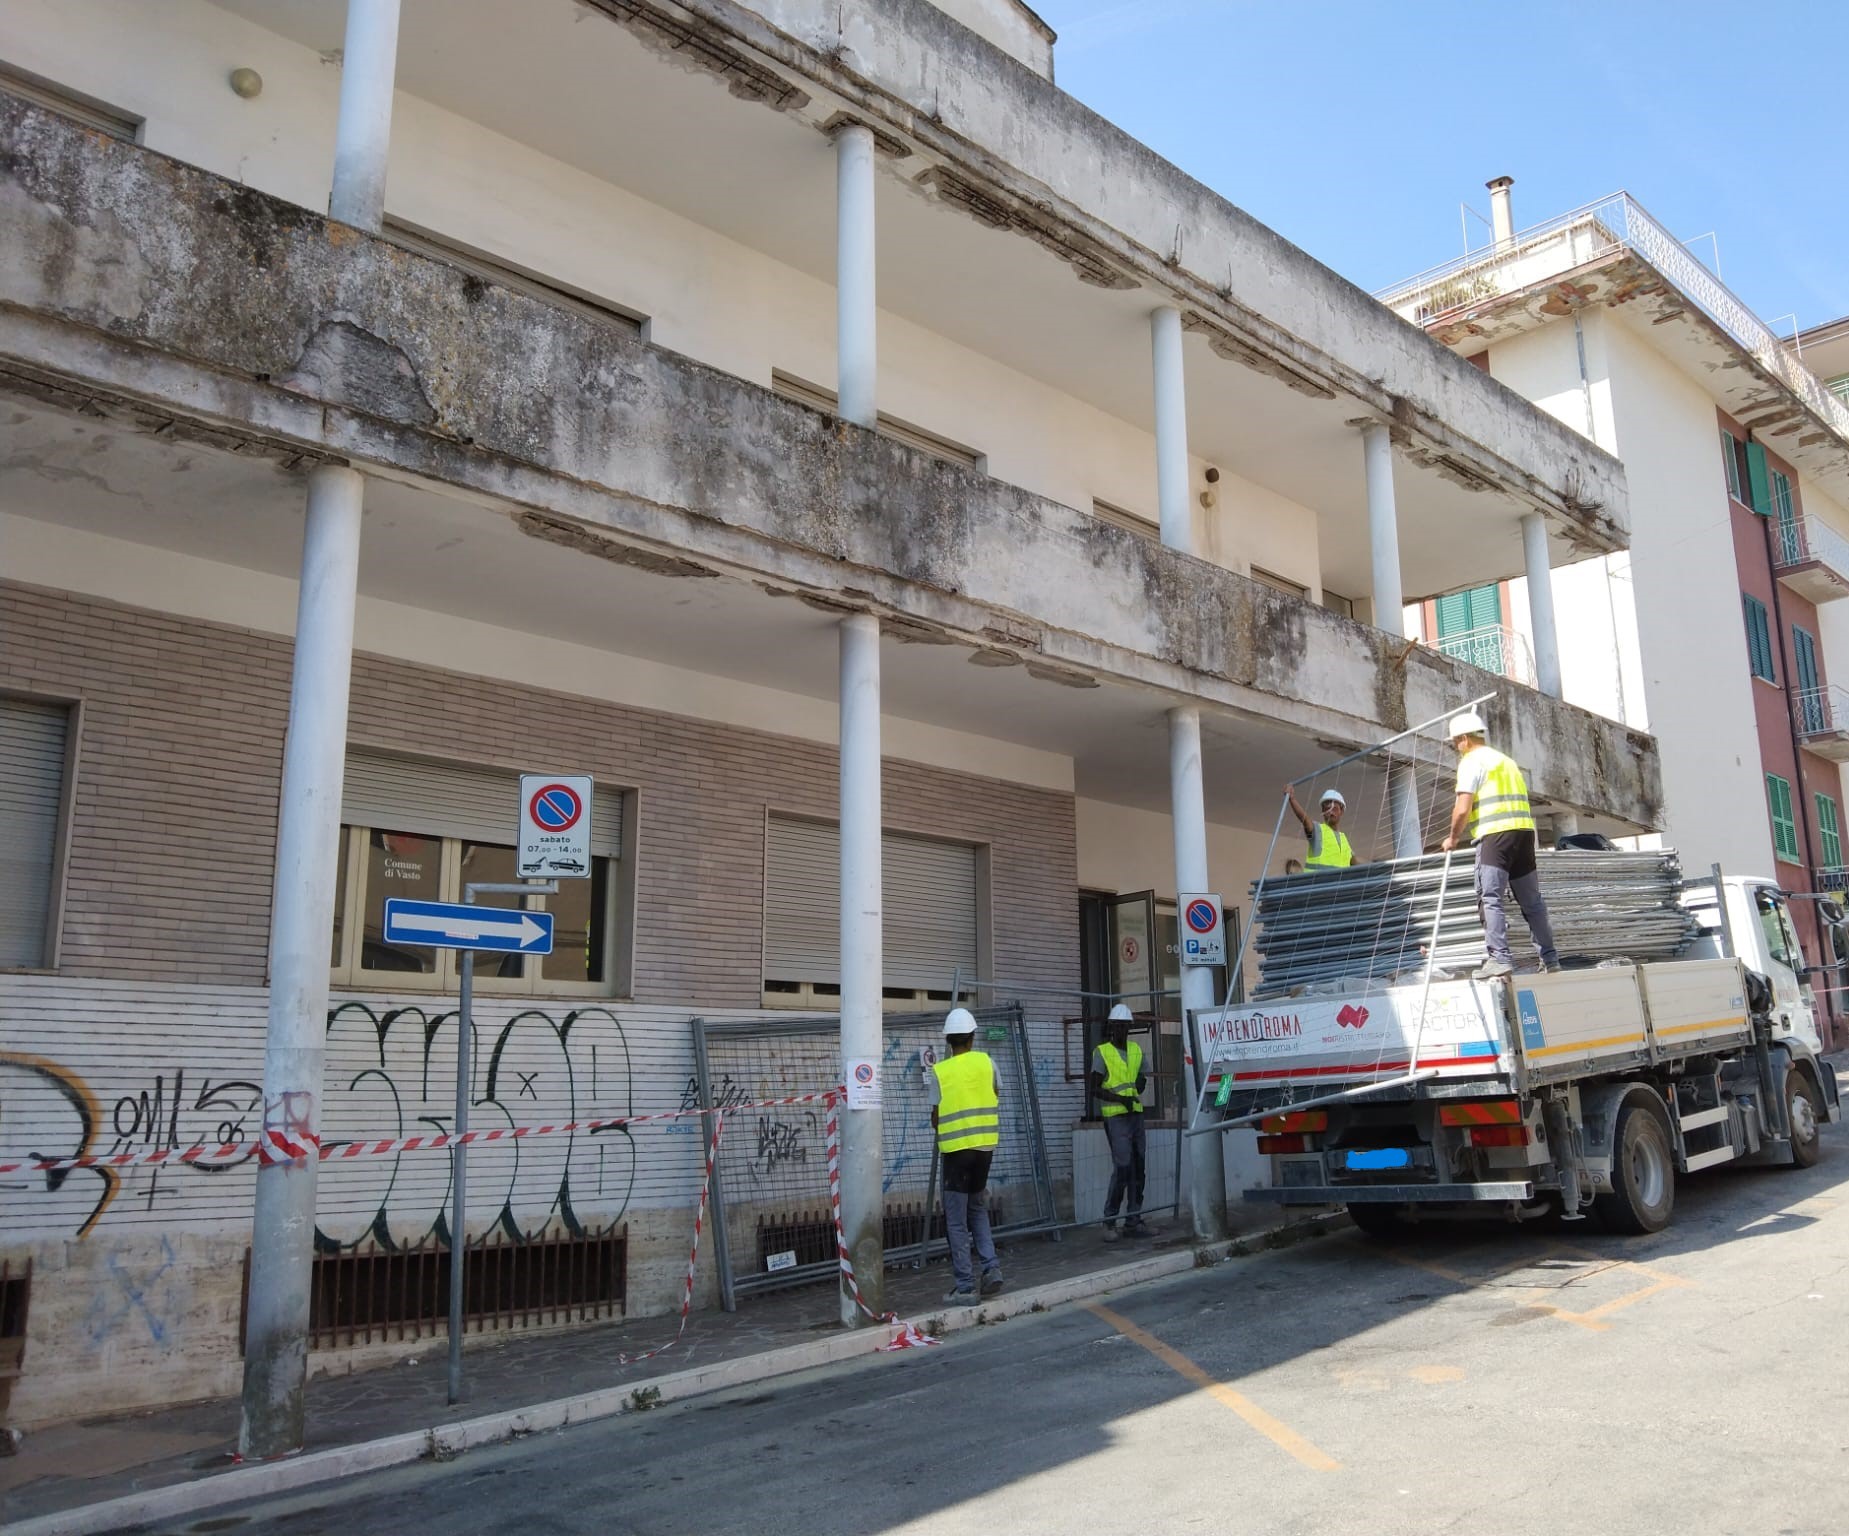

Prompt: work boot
[980,1269,1005,1297]
[1544,961,1563,974]
[944,1285,976,1304]
[1123,1218,1150,1238]
[1100,1224,1121,1243]
[1474,958,1514,981]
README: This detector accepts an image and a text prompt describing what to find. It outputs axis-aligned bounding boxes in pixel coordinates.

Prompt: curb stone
[4,1215,1344,1536]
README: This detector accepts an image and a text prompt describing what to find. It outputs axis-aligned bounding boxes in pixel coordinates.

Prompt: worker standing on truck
[929,1008,1005,1302]
[1284,783,1355,869]
[1440,711,1562,981]
[1090,1003,1150,1240]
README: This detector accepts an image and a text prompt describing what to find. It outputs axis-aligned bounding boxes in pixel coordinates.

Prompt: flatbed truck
[1198,873,1841,1234]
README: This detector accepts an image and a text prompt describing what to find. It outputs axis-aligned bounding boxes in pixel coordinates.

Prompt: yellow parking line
[1084,1302,1340,1472]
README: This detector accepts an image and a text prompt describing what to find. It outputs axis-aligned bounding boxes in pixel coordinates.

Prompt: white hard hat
[1107,1003,1135,1022]
[1447,710,1487,740]
[944,1008,978,1036]
[1319,789,1346,807]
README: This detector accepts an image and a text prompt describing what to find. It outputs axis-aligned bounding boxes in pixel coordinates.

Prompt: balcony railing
[1774,513,1849,592]
[1377,193,1849,445]
[1431,623,1536,687]
[1794,686,1849,758]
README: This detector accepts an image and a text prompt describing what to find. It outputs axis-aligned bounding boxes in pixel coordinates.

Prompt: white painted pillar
[1168,707,1229,1240]
[837,614,885,1322]
[1522,511,1564,698]
[239,464,364,1458]
[327,0,401,232]
[835,124,878,430]
[1362,423,1424,858]
[1151,306,1192,550]
[1362,422,1411,640]
[1148,306,1227,1238]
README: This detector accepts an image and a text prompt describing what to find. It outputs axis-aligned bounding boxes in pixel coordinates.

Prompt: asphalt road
[143,1138,1849,1536]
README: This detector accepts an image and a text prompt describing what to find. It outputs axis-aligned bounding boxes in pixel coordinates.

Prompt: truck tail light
[1258,1133,1307,1155]
[1439,1101,1523,1127]
[1260,1111,1329,1133]
[1466,1125,1531,1148]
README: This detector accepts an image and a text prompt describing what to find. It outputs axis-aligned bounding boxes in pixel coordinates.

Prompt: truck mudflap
[1247,1182,1535,1206]
[1821,1063,1843,1119]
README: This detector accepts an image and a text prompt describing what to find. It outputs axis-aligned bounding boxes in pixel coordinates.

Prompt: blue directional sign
[382,898,554,955]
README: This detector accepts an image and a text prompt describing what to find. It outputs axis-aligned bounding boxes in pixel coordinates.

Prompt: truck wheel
[1593,1100,1674,1234]
[1346,1204,1404,1240]
[1785,1069,1823,1170]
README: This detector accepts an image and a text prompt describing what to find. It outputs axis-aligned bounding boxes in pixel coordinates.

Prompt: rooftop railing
[1377,193,1849,445]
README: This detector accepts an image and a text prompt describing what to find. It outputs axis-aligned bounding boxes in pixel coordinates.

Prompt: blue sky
[1031,0,1849,334]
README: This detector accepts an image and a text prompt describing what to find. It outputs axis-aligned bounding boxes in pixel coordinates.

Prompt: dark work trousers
[1102,1113,1146,1226]
[940,1149,998,1292]
[1475,830,1559,966]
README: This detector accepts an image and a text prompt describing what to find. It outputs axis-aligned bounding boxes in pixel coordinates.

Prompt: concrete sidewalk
[2,1216,1309,1534]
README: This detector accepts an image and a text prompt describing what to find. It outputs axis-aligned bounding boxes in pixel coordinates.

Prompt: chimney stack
[1487,176,1515,250]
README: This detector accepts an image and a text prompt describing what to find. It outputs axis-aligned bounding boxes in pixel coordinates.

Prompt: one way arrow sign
[382,898,555,955]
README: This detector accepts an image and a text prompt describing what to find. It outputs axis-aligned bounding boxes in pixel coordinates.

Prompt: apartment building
[1382,181,1849,1039]
[0,2,1650,1435]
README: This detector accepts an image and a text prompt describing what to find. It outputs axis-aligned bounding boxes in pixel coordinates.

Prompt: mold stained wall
[0,0,1330,593]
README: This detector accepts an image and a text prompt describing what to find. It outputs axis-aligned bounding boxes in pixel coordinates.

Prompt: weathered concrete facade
[0,101,1656,824]
[0,0,1660,1433]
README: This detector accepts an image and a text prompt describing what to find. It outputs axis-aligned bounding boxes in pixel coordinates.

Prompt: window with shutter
[1816,793,1842,870]
[1767,774,1799,862]
[1745,441,1774,516]
[1742,595,1775,682]
[0,697,72,968]
[762,814,979,1007]
[331,749,630,996]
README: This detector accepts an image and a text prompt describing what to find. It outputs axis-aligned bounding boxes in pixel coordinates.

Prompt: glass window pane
[331,828,349,967]
[460,841,528,980]
[361,829,442,973]
[541,856,610,983]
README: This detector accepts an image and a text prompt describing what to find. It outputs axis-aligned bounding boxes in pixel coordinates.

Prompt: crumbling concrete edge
[2,1219,1349,1536]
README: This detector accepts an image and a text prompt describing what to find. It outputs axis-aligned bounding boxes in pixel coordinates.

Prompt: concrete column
[1388,771,1426,861]
[835,124,878,430]
[1169,707,1230,1240]
[327,0,401,232]
[837,613,885,1322]
[239,464,364,1457]
[1522,511,1563,698]
[1361,422,1411,639]
[1149,312,1227,1236]
[1150,306,1191,550]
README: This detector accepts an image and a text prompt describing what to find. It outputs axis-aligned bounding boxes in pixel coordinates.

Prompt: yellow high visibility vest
[1305,826,1355,869]
[933,1050,1000,1154]
[1461,746,1537,838]
[1097,1040,1144,1117]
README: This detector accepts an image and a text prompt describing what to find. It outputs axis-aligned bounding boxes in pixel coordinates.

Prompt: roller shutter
[0,697,70,966]
[341,750,622,856]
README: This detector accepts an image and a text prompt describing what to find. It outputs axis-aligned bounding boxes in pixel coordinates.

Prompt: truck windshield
[1757,893,1798,970]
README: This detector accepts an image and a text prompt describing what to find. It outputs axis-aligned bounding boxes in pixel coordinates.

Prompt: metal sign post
[443,880,555,1406]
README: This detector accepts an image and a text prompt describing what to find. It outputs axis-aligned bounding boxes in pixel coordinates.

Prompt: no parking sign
[519,773,593,878]
[1180,892,1225,967]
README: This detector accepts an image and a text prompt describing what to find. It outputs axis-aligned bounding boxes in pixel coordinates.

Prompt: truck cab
[1684,877,1827,1056]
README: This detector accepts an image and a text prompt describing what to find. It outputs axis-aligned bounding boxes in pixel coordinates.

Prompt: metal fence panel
[692,1005,1055,1300]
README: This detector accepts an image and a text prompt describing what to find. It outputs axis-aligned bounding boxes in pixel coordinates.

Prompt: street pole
[447,880,553,1406]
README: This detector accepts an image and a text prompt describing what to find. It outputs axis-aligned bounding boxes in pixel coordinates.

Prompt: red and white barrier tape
[824,1094,939,1351]
[0,1090,840,1176]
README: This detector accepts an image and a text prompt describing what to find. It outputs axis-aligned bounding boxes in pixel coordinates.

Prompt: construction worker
[1441,711,1562,980]
[1089,1003,1149,1240]
[929,1008,1004,1303]
[1285,783,1355,869]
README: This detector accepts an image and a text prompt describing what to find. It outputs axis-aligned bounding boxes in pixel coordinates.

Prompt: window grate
[240,1229,625,1353]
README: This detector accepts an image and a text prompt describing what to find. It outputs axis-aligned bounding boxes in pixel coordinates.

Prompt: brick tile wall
[0,583,1079,1008]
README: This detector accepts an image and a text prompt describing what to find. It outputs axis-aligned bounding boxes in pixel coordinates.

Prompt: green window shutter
[1745,440,1773,516]
[1767,774,1798,861]
[1742,595,1774,681]
[1816,794,1841,869]
[1435,590,1472,638]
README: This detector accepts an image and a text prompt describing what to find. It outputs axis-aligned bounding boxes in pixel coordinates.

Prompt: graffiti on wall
[2,1001,639,1249]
